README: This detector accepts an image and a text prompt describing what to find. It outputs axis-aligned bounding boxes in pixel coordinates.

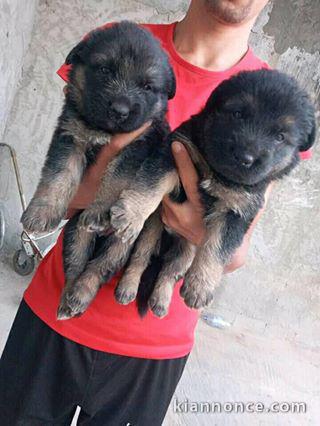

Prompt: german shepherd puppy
[110,69,316,318]
[20,22,176,318]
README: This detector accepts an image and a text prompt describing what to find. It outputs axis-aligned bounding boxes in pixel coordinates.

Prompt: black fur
[66,21,176,132]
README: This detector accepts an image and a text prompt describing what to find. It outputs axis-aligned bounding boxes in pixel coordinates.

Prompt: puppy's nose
[234,152,255,168]
[110,101,130,120]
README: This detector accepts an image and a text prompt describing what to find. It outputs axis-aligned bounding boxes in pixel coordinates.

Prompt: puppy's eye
[144,83,153,91]
[100,66,109,74]
[276,133,285,142]
[232,111,243,119]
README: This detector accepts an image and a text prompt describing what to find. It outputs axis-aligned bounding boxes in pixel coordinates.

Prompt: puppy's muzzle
[233,152,255,168]
[109,97,131,122]
[230,141,257,168]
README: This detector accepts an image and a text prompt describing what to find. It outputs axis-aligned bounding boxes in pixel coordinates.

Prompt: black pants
[0,300,188,425]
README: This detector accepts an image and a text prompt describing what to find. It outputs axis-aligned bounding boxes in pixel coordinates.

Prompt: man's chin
[205,0,255,25]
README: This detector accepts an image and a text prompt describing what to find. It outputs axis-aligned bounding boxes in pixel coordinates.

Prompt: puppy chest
[113,140,156,178]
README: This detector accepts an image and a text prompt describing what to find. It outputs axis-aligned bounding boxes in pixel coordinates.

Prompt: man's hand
[66,122,151,217]
[161,141,206,246]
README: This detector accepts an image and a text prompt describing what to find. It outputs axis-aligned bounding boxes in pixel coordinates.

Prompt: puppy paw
[21,203,62,234]
[114,284,137,305]
[148,286,172,318]
[78,209,110,232]
[110,200,144,244]
[180,273,215,309]
[57,283,94,320]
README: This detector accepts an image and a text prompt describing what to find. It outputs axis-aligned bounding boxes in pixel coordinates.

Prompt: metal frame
[0,143,65,274]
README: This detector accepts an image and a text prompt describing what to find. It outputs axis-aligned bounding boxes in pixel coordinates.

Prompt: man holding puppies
[1,1,310,425]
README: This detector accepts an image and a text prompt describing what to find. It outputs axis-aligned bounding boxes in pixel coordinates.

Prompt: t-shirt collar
[166,21,255,78]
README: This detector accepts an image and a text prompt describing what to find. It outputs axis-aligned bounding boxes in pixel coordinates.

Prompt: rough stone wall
[215,0,320,350]
[0,0,38,140]
[0,1,319,424]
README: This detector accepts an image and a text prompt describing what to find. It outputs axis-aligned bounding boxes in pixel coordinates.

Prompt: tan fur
[58,233,133,319]
[279,115,295,127]
[115,210,163,304]
[149,238,197,317]
[22,150,86,233]
[64,227,95,280]
[182,253,224,310]
[149,210,226,315]
[98,237,131,273]
[57,271,100,320]
[61,116,111,148]
[78,157,132,232]
[110,170,179,244]
[181,222,226,310]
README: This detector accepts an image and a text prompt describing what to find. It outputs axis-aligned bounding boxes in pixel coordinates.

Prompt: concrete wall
[0,1,319,425]
[0,0,38,140]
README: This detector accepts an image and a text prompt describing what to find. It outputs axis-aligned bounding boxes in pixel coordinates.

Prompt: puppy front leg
[58,215,97,320]
[110,164,179,244]
[180,249,224,310]
[62,212,96,284]
[149,237,197,318]
[181,208,257,309]
[21,132,86,234]
[180,219,225,309]
[78,158,129,232]
[115,210,163,305]
[58,234,132,319]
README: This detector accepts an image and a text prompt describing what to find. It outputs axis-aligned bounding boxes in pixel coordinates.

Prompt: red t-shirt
[23,22,311,360]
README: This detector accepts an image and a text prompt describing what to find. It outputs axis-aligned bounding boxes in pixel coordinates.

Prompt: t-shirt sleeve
[56,63,72,82]
[299,149,312,160]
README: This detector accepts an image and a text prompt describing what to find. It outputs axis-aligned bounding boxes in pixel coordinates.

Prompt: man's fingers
[162,194,177,211]
[172,141,201,204]
[111,121,152,151]
[161,195,184,224]
[86,121,152,176]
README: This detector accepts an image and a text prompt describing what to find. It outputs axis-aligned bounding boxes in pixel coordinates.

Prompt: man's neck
[174,3,256,72]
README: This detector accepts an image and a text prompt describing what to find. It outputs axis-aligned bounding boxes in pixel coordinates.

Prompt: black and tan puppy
[111,69,316,317]
[20,22,175,318]
[21,21,174,234]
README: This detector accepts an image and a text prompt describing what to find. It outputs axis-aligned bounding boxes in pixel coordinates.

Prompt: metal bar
[0,143,27,212]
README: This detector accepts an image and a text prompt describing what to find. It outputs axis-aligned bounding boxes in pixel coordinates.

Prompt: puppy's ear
[203,83,226,111]
[167,65,176,100]
[299,104,317,152]
[65,39,88,65]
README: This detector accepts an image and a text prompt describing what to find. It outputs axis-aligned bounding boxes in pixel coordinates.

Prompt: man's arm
[161,141,273,274]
